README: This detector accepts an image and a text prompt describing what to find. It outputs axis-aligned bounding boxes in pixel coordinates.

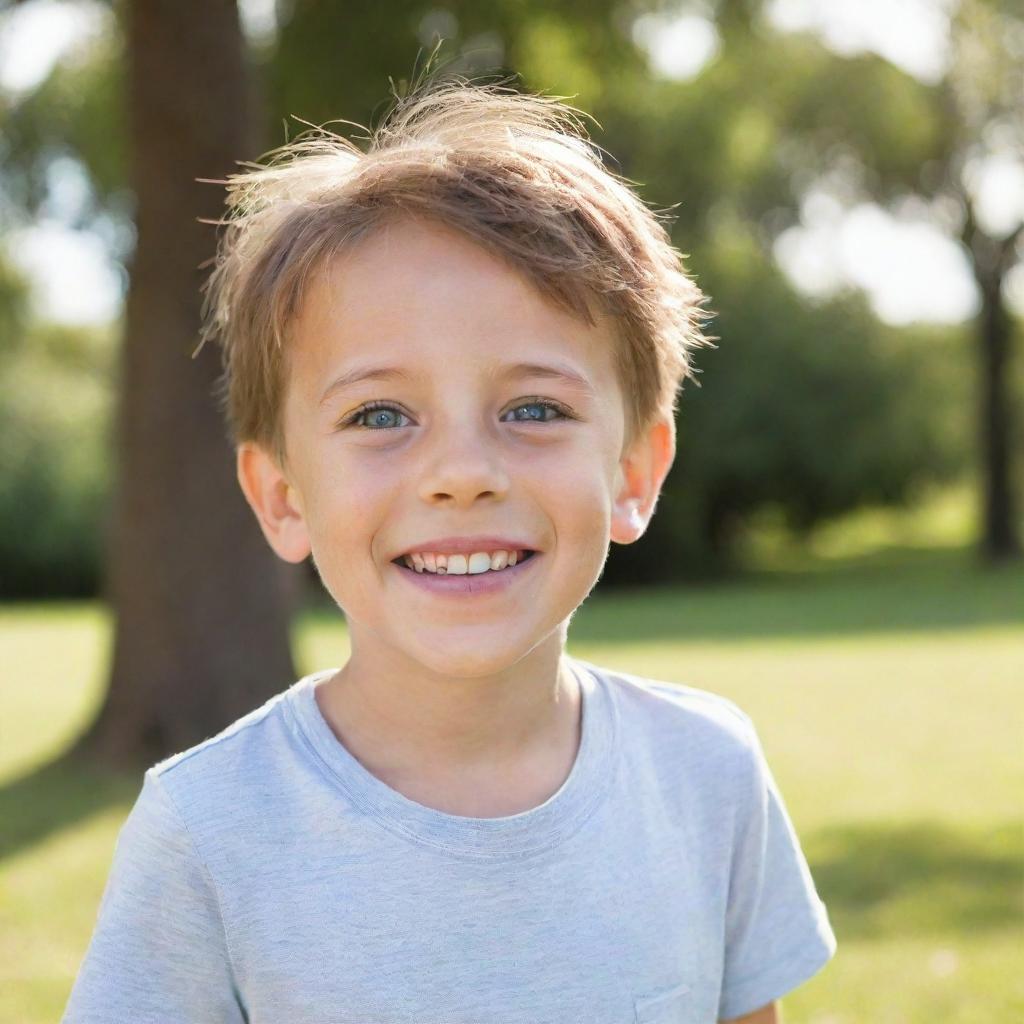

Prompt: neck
[313,635,582,813]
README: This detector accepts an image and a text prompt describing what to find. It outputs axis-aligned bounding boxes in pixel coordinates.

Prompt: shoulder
[152,686,292,775]
[578,655,757,747]
[150,684,292,770]
[574,656,765,794]
[142,678,311,834]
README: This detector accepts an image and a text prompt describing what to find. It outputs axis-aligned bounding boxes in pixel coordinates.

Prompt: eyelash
[339,398,574,431]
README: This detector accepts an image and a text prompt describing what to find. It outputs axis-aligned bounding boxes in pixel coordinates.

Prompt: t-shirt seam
[148,770,247,1007]
[286,694,618,864]
[640,679,753,731]
[283,662,620,864]
[151,693,291,779]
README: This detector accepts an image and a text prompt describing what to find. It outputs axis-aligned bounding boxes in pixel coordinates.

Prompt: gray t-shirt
[62,655,836,1023]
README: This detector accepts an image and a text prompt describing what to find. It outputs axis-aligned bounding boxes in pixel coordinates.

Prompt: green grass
[2,483,1023,1022]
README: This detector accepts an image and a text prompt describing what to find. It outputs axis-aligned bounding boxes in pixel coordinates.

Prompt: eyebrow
[318,361,596,406]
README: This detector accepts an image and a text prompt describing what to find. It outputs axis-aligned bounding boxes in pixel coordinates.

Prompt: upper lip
[392,536,540,559]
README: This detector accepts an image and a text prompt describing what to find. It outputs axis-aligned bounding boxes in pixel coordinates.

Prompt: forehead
[285,216,622,399]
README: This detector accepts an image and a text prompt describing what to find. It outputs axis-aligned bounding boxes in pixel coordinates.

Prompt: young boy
[63,78,836,1023]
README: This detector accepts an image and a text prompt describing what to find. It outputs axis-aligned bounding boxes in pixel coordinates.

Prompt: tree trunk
[69,0,301,770]
[976,268,1022,563]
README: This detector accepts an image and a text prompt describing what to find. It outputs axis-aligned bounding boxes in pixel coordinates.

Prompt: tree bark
[963,200,1023,565]
[69,0,301,770]
[976,262,1022,563]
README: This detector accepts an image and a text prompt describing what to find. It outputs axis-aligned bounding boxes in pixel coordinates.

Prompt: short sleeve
[717,714,837,1021]
[62,769,247,1024]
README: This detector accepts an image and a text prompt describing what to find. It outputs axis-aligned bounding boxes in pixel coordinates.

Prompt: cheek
[513,437,615,533]
[552,460,613,535]
[302,459,395,551]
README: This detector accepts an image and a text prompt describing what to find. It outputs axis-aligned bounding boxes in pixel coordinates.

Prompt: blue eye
[342,402,410,430]
[340,398,572,431]
[505,400,569,423]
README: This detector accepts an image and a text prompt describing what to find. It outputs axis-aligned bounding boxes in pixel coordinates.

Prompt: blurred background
[0,0,1021,1020]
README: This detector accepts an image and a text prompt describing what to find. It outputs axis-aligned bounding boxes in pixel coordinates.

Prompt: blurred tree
[942,0,1023,562]
[51,0,302,768]
[1,0,126,220]
[606,230,967,581]
[0,254,30,356]
[748,0,1021,563]
[0,315,116,598]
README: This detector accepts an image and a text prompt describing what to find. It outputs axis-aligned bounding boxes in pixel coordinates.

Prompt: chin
[409,646,524,680]
[398,629,558,679]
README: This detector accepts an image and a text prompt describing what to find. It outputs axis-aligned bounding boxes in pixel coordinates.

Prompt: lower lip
[392,553,540,596]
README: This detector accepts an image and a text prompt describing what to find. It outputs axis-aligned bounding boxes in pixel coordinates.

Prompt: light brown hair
[197,75,715,469]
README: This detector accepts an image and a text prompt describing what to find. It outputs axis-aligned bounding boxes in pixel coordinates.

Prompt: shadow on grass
[806,819,1023,939]
[0,753,139,862]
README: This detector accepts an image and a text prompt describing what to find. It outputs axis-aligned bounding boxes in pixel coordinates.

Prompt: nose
[415,417,511,507]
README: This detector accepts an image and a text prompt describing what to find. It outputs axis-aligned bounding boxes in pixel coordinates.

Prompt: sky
[0,0,1021,327]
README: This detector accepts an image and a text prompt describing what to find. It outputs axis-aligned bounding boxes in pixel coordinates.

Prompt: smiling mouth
[391,550,539,574]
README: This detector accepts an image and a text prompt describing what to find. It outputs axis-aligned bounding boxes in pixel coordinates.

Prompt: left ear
[610,415,676,545]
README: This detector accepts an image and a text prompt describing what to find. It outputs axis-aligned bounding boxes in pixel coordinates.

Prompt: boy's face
[238,216,674,678]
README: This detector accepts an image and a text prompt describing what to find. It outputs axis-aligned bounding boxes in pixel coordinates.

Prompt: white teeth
[468,552,492,575]
[399,548,531,575]
[446,554,468,575]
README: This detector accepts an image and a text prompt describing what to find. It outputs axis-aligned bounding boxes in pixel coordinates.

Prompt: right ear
[236,442,312,563]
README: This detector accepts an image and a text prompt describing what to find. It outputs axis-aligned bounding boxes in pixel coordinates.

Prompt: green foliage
[0,314,117,598]
[606,232,970,582]
[763,37,948,198]
[0,22,127,225]
[0,256,30,357]
[264,0,646,146]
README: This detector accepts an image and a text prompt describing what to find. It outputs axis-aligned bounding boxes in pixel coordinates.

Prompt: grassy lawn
[2,484,1022,1022]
